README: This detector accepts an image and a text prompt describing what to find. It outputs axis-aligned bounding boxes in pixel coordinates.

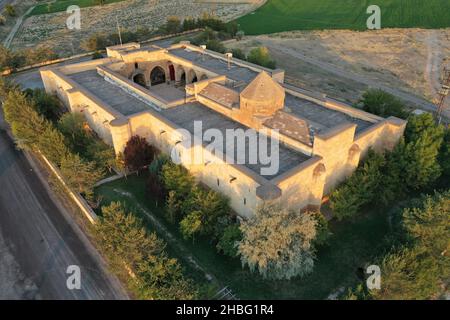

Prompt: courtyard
[95,172,396,299]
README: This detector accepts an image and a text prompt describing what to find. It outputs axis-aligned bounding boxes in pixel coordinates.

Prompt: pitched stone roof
[199,82,239,109]
[240,71,285,103]
[263,111,313,146]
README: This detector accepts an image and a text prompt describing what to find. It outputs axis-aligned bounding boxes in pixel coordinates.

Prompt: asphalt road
[0,125,127,299]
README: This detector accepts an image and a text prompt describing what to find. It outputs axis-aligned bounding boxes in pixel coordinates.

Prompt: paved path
[0,118,128,299]
[262,41,440,114]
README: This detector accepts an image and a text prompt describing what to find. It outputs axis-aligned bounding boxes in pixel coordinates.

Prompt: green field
[236,0,450,34]
[95,173,396,299]
[29,0,125,16]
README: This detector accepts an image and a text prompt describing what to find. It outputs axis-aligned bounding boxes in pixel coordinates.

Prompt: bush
[231,48,246,60]
[123,135,157,172]
[329,149,385,220]
[81,33,110,51]
[311,212,331,246]
[358,89,409,119]
[247,47,276,69]
[5,4,16,17]
[216,224,242,258]
[239,203,317,280]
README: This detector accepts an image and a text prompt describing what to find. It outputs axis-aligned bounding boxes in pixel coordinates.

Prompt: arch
[178,68,186,86]
[150,66,166,86]
[187,69,197,84]
[313,163,326,178]
[348,144,361,162]
[168,64,175,81]
[133,73,147,88]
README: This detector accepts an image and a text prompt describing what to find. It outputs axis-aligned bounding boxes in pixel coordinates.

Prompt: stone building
[40,42,406,218]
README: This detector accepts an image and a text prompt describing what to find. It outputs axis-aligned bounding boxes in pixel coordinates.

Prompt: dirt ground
[226,29,450,105]
[0,0,36,43]
[12,0,258,55]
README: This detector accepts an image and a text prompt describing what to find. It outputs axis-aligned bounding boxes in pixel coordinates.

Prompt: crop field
[236,0,450,34]
[29,0,125,16]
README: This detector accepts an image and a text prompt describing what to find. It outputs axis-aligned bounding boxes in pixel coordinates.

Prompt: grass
[95,172,395,299]
[29,0,125,16]
[236,0,450,34]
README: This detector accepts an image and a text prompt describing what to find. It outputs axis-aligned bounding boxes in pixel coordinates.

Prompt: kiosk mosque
[40,41,406,218]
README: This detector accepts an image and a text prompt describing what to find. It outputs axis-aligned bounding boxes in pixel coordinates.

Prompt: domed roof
[240,71,285,102]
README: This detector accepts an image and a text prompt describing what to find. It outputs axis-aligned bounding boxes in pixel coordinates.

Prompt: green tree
[165,16,181,34]
[161,162,195,200]
[247,47,276,69]
[57,112,93,155]
[5,4,16,17]
[95,202,196,299]
[439,128,450,181]
[80,33,110,51]
[60,153,104,199]
[3,89,46,149]
[23,88,63,122]
[403,114,444,190]
[165,190,182,223]
[179,210,203,241]
[37,125,69,167]
[216,224,242,258]
[329,149,385,220]
[239,203,317,280]
[358,89,409,119]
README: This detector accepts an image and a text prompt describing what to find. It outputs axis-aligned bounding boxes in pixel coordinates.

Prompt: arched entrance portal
[179,71,186,86]
[150,66,166,86]
[133,73,147,88]
[169,65,175,81]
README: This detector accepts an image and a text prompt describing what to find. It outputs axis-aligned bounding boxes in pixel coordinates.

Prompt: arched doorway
[133,73,147,88]
[150,66,166,86]
[179,71,186,86]
[187,69,197,84]
[168,64,175,81]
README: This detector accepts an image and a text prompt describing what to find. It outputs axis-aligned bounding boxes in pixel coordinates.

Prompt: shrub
[216,224,242,258]
[123,135,157,172]
[5,4,16,17]
[247,47,276,69]
[239,203,317,280]
[358,89,409,119]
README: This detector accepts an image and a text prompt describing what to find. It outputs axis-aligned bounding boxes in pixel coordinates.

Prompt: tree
[402,114,444,190]
[94,202,196,299]
[216,224,242,258]
[165,16,181,34]
[311,212,331,246]
[231,48,246,60]
[123,135,157,172]
[438,128,450,180]
[161,162,195,200]
[60,153,104,199]
[247,47,276,69]
[146,172,165,202]
[239,203,317,280]
[37,125,69,167]
[23,88,63,122]
[180,210,203,242]
[2,89,46,149]
[80,33,110,51]
[5,4,16,17]
[358,89,409,119]
[57,112,93,155]
[165,190,182,223]
[329,149,385,220]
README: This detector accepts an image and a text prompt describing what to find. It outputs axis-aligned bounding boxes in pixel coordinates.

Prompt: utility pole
[116,17,123,46]
[435,67,450,125]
